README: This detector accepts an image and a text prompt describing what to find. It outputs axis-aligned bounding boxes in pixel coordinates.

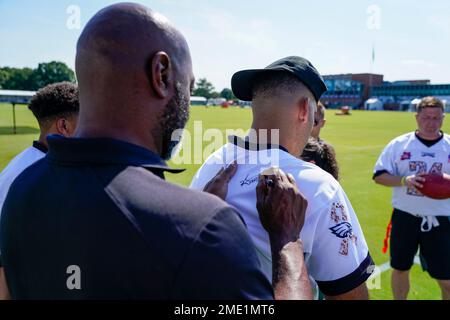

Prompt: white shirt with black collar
[0,142,46,216]
[190,136,373,297]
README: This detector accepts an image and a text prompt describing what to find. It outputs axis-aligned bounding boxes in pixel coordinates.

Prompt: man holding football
[373,96,450,300]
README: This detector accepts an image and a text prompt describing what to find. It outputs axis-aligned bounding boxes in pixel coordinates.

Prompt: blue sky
[1,0,450,90]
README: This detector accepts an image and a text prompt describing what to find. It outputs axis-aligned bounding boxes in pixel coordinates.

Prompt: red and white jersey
[374,132,450,217]
[190,138,373,296]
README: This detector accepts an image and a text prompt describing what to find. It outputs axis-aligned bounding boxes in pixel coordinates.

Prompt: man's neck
[250,123,301,156]
[37,133,49,149]
[416,130,442,141]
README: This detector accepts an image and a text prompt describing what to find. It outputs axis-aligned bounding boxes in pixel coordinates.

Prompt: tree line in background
[0,61,75,91]
[192,78,237,101]
[0,62,235,101]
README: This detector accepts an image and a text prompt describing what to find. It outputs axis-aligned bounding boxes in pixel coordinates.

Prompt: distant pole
[369,42,375,98]
[366,3,380,109]
[12,102,16,134]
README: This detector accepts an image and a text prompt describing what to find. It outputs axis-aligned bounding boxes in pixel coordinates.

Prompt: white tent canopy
[364,98,383,111]
[0,89,36,134]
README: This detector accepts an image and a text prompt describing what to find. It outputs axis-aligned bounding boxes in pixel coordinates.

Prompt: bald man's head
[75,3,194,159]
[76,3,190,75]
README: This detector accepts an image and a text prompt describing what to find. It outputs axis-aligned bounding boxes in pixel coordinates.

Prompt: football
[417,174,450,200]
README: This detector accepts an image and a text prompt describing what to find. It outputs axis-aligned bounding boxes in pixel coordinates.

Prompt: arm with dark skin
[325,283,368,300]
[0,267,10,300]
[204,165,313,299]
[269,240,312,300]
[259,170,370,300]
[256,168,313,300]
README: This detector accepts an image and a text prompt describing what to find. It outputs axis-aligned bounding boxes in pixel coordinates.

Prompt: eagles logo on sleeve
[329,222,353,238]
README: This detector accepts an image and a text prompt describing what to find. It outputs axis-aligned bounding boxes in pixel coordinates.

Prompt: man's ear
[297,97,310,123]
[150,51,172,99]
[55,118,69,136]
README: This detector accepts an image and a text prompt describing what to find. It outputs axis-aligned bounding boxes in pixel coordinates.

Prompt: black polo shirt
[0,135,272,299]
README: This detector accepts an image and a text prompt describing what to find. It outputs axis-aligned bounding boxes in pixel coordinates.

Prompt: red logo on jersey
[401,152,411,160]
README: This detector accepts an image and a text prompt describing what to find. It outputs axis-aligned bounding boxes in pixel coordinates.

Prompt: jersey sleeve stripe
[315,253,375,296]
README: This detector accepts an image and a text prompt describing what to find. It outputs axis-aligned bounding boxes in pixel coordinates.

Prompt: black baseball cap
[231,56,327,102]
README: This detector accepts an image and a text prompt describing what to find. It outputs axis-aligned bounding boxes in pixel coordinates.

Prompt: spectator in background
[301,138,339,181]
[373,96,450,300]
[0,82,79,299]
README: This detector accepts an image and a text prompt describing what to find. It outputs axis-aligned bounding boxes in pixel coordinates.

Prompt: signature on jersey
[240,174,258,186]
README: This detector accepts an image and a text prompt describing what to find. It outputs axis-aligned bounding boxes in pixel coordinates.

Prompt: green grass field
[1,103,449,299]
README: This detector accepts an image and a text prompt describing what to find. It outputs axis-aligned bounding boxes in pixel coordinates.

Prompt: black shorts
[390,208,450,280]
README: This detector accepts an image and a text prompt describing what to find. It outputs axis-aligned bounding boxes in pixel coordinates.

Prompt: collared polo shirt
[0,135,272,299]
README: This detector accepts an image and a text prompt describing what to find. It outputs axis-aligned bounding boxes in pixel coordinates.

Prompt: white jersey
[374,132,450,217]
[190,138,373,296]
[0,145,46,218]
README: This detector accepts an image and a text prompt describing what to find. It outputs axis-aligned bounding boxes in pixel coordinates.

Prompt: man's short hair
[417,96,444,113]
[252,71,308,100]
[316,101,325,120]
[28,82,79,126]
